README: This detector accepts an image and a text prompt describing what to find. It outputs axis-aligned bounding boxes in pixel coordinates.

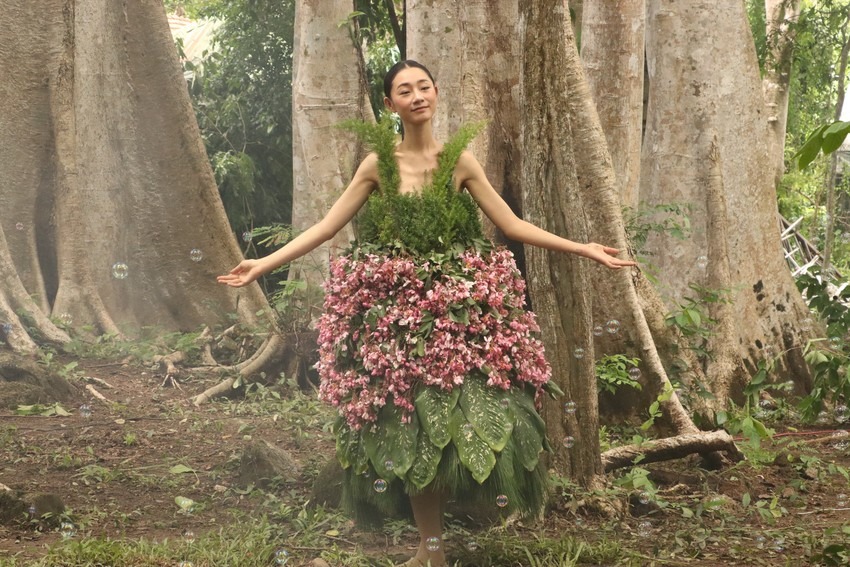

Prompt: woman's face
[384,67,438,125]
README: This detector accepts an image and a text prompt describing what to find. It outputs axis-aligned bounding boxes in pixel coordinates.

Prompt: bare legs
[400,490,448,567]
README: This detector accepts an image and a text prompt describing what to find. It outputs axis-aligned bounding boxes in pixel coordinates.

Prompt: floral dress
[316,117,557,521]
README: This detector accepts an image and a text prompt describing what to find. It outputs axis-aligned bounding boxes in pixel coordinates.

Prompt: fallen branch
[192,377,236,407]
[85,384,113,404]
[601,430,744,473]
[82,376,115,389]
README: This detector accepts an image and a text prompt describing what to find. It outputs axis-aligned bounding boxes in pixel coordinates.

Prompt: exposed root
[601,430,744,473]
[85,384,113,404]
[192,376,236,406]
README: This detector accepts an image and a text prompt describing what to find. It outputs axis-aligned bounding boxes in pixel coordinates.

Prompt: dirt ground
[2,355,850,566]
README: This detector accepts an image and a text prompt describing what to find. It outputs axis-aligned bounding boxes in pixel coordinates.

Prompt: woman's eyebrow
[395,80,432,90]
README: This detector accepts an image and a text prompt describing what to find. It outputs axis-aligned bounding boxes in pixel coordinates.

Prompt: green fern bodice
[341,116,484,255]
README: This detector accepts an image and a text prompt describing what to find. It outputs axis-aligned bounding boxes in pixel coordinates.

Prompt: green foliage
[622,202,691,263]
[664,284,732,361]
[795,266,850,421]
[186,0,295,238]
[715,363,776,448]
[595,354,642,395]
[793,120,850,170]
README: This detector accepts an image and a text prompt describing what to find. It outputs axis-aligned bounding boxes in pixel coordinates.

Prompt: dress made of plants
[316,116,556,521]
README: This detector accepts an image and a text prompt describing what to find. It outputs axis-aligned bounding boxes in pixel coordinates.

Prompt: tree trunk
[519,0,602,489]
[406,1,524,241]
[762,0,802,190]
[0,0,269,351]
[580,0,645,208]
[822,23,850,272]
[641,0,812,391]
[560,6,706,432]
[290,1,375,286]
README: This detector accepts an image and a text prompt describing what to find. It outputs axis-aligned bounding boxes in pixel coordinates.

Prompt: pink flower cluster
[316,247,552,429]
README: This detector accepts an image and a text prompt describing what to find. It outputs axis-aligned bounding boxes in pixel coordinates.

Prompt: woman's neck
[398,121,439,153]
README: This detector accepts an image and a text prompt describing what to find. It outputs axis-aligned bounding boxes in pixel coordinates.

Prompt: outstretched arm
[456,151,636,269]
[217,153,379,288]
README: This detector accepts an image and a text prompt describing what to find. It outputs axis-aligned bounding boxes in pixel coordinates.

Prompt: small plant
[623,202,692,262]
[596,354,642,395]
[665,283,732,361]
[716,362,775,449]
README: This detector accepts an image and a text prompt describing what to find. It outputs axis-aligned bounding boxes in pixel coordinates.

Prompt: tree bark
[0,0,270,349]
[580,0,645,208]
[519,0,602,489]
[641,0,812,388]
[762,0,802,190]
[290,1,375,286]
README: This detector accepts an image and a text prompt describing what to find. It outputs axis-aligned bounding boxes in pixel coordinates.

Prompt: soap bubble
[755,534,766,548]
[274,549,290,565]
[801,318,813,332]
[628,367,641,380]
[58,313,72,326]
[425,537,441,552]
[837,493,847,507]
[177,562,194,567]
[189,248,203,262]
[592,325,604,337]
[836,405,849,423]
[500,398,510,409]
[182,529,195,543]
[27,505,37,517]
[637,521,652,537]
[638,491,651,505]
[60,521,76,539]
[15,222,24,231]
[1,323,12,334]
[573,347,585,359]
[111,262,129,280]
[696,255,709,269]
[79,404,92,418]
[466,541,479,552]
[241,231,252,243]
[605,319,621,334]
[384,460,394,471]
[496,494,509,508]
[562,436,575,449]
[564,401,577,415]
[373,479,388,493]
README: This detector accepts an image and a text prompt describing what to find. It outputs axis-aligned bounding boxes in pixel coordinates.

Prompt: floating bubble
[1,323,12,334]
[573,347,585,359]
[496,494,509,508]
[242,231,252,243]
[189,248,203,262]
[696,255,709,269]
[605,319,621,335]
[274,549,290,565]
[384,459,394,471]
[27,505,37,516]
[182,529,195,543]
[562,436,575,449]
[816,411,830,425]
[637,521,652,537]
[79,404,92,418]
[837,405,849,423]
[58,313,72,326]
[592,325,604,337]
[755,534,766,548]
[466,541,479,552]
[373,479,388,493]
[500,398,510,409]
[833,430,849,439]
[15,222,24,231]
[842,232,850,244]
[772,538,785,552]
[60,521,76,539]
[564,401,577,415]
[178,562,194,567]
[425,536,441,552]
[838,493,848,507]
[111,262,129,280]
[830,336,842,348]
[628,367,641,380]
[638,491,651,505]
[801,318,813,332]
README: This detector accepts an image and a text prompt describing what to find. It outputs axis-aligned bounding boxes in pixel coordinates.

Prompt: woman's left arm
[457,151,636,269]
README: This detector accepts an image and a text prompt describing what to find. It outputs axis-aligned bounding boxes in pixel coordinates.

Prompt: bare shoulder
[456,149,485,183]
[352,152,380,185]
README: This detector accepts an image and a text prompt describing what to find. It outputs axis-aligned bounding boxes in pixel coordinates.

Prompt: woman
[219,60,635,567]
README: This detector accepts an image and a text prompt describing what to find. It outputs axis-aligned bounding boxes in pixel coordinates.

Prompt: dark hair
[383,60,436,99]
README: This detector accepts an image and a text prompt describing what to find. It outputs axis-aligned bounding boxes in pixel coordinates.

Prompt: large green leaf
[510,402,545,471]
[459,377,513,452]
[362,402,419,478]
[449,407,496,484]
[793,123,829,170]
[822,121,850,154]
[406,430,443,489]
[415,386,460,449]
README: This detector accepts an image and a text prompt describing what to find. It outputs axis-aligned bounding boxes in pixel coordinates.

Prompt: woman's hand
[217,259,266,288]
[579,243,638,269]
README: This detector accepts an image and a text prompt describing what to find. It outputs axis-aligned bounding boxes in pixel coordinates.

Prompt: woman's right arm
[217,153,379,288]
